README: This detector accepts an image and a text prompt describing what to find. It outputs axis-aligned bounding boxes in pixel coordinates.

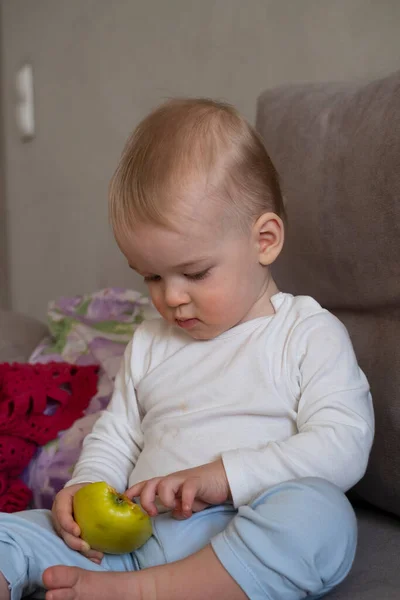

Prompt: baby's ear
[254,212,284,266]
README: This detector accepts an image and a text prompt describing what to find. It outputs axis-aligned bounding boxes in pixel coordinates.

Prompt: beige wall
[2,0,400,319]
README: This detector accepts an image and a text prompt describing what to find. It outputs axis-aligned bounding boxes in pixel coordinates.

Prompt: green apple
[73,481,152,554]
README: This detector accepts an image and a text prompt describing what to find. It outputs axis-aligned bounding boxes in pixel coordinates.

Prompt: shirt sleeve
[222,312,375,508]
[66,334,144,492]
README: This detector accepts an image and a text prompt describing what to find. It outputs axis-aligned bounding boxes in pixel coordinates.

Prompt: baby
[0,99,374,600]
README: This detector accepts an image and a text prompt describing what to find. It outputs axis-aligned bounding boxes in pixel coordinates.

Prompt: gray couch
[256,70,400,598]
[1,70,400,598]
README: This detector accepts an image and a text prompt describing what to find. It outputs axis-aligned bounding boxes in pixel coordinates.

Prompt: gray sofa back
[256,70,400,518]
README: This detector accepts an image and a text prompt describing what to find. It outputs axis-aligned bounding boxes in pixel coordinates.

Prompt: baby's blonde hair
[109,98,286,237]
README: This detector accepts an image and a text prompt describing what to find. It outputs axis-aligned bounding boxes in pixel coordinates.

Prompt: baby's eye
[185,269,210,281]
[144,275,161,283]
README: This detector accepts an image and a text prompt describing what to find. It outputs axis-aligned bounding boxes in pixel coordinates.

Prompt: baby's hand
[51,483,104,564]
[125,459,231,519]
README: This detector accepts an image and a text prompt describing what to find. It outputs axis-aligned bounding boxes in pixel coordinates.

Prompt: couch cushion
[256,70,400,518]
[0,310,47,362]
[256,71,400,311]
[328,504,400,600]
[336,310,400,517]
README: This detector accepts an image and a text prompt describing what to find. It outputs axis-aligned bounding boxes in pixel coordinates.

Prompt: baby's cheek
[200,288,233,319]
[150,290,165,317]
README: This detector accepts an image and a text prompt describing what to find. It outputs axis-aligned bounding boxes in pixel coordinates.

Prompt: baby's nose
[164,283,190,307]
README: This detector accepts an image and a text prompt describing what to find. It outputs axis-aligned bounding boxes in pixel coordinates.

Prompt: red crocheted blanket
[0,362,98,512]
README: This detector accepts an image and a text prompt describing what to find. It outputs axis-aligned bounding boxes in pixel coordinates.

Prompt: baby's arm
[52,336,144,556]
[223,312,374,507]
[67,336,144,492]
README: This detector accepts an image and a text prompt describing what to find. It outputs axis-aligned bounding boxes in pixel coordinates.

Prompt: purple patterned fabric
[24,288,157,509]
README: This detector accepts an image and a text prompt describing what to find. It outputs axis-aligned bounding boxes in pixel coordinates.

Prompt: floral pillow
[24,287,157,509]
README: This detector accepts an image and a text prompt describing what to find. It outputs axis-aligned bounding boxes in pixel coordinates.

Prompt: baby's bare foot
[43,546,245,600]
[43,566,145,600]
[0,572,10,600]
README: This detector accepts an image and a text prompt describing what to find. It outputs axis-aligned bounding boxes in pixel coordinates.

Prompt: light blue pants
[0,478,357,600]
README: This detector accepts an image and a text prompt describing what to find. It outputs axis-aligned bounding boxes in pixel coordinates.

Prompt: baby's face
[120,206,274,340]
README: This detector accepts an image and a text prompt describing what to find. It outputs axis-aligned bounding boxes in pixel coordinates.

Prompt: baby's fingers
[53,500,80,537]
[82,548,104,563]
[124,481,146,500]
[52,512,79,542]
[58,513,80,538]
[157,478,180,510]
[60,530,88,553]
[180,478,200,517]
[62,531,104,564]
[138,478,163,516]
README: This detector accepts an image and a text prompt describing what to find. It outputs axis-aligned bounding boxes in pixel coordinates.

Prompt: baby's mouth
[175,318,200,329]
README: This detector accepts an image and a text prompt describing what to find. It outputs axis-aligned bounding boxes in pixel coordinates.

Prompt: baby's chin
[165,315,231,340]
[184,325,230,341]
[187,332,217,341]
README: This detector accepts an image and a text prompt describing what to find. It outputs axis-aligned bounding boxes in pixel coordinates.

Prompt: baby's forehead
[172,184,239,231]
[123,228,219,276]
[118,203,236,268]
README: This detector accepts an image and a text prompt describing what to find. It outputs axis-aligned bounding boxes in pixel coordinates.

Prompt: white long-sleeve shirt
[68,292,374,507]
